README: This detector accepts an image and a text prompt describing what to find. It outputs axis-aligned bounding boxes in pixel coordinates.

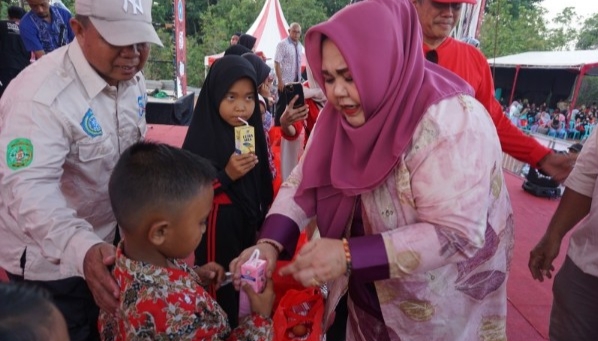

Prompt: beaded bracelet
[257,239,282,254]
[342,238,352,277]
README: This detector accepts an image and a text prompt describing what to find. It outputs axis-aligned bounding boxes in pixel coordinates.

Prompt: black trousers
[7,273,100,341]
[0,68,23,99]
[327,293,348,340]
[6,229,120,341]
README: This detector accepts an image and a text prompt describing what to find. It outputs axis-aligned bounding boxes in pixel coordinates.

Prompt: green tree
[190,0,262,85]
[319,0,347,17]
[484,0,542,18]
[546,7,579,51]
[480,1,550,58]
[191,0,328,86]
[576,13,598,49]
[280,0,328,31]
[145,28,176,83]
[576,76,598,107]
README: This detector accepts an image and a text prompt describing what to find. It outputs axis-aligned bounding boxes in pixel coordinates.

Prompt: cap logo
[123,0,144,15]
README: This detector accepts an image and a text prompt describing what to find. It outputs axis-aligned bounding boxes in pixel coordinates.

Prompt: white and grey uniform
[0,38,147,281]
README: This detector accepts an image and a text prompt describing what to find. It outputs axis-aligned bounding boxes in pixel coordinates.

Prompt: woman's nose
[333,83,347,97]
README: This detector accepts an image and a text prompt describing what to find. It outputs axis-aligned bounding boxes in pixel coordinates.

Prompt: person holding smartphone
[274,22,304,126]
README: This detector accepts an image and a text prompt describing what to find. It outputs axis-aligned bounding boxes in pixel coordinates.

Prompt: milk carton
[234,123,255,154]
[238,249,267,317]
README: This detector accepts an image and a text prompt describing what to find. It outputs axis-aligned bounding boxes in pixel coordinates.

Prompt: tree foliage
[484,0,542,19]
[577,76,598,107]
[479,1,579,57]
[187,0,327,86]
[480,1,550,57]
[576,13,598,50]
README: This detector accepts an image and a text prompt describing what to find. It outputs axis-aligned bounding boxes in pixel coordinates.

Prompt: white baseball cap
[76,0,163,47]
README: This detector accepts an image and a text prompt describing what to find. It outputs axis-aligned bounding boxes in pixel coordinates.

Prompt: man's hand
[83,243,119,314]
[194,262,226,288]
[537,152,574,183]
[528,233,561,282]
[277,80,284,93]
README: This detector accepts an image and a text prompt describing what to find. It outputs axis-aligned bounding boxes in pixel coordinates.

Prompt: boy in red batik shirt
[98,142,274,341]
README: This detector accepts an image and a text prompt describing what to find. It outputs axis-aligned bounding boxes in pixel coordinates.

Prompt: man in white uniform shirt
[0,0,162,340]
[274,22,304,126]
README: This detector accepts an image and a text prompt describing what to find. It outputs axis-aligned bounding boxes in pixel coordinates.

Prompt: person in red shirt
[411,0,573,182]
[98,142,274,341]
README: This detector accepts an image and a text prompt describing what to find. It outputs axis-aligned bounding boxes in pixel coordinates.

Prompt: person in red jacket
[411,0,572,182]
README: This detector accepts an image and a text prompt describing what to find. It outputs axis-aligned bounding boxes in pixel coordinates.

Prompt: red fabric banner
[174,0,187,97]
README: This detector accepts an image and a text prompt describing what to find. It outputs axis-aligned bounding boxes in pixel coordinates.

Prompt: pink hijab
[295,0,473,237]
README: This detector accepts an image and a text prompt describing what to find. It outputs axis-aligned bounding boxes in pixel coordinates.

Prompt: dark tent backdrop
[488,50,598,110]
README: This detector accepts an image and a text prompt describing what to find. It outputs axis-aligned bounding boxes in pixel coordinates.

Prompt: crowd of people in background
[507,99,597,140]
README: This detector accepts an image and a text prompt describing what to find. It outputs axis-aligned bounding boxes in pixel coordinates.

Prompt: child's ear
[147,220,170,246]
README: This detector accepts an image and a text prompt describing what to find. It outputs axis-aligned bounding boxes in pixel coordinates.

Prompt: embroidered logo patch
[138,95,146,118]
[123,0,144,14]
[6,138,33,170]
[80,109,103,137]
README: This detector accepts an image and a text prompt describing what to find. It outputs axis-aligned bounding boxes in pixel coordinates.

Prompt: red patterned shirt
[98,243,273,340]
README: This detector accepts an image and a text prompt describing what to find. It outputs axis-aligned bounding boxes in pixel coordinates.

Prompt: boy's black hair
[8,6,26,20]
[109,141,216,232]
[0,283,57,341]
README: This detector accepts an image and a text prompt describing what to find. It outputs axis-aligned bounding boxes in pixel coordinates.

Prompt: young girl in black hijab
[182,56,274,327]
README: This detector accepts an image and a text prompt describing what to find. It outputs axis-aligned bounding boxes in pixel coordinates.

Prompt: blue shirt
[19,6,74,53]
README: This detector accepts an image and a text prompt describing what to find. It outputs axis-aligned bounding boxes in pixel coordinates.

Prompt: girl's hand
[243,277,275,317]
[281,96,309,126]
[280,96,309,137]
[278,238,346,287]
[225,153,258,181]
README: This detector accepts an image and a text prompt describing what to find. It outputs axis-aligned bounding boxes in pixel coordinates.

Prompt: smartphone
[284,82,305,109]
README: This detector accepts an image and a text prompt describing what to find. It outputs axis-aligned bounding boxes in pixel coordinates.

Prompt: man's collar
[67,38,109,99]
[67,38,138,98]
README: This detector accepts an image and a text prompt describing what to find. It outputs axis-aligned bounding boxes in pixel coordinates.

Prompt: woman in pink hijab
[232,0,513,339]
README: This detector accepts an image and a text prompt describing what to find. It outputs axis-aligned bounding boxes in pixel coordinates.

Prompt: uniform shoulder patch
[6,138,34,170]
[80,109,103,137]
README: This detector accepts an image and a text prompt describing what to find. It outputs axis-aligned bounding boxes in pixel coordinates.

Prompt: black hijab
[238,34,257,50]
[224,44,252,56]
[182,56,273,225]
[242,53,271,85]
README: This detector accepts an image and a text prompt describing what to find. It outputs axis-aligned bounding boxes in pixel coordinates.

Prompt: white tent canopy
[204,0,305,69]
[487,50,598,110]
[488,50,598,73]
[246,0,290,61]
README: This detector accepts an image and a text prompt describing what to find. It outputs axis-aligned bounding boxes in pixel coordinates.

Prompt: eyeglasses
[430,1,463,11]
[425,50,438,64]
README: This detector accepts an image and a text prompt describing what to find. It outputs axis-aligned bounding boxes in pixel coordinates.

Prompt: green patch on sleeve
[6,138,34,170]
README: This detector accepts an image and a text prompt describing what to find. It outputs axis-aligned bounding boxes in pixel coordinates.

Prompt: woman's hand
[225,153,258,181]
[230,242,280,290]
[278,238,346,287]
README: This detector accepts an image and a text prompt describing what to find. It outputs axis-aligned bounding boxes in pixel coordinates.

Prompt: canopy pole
[509,65,520,105]
[474,0,487,39]
[569,65,588,120]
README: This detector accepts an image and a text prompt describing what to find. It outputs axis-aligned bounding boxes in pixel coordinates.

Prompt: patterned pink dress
[266,95,514,340]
